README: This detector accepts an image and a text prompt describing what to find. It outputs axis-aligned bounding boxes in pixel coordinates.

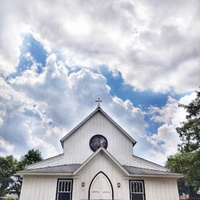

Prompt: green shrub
[5,195,19,200]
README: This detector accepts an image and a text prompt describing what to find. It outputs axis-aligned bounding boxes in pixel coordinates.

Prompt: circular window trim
[89,134,108,152]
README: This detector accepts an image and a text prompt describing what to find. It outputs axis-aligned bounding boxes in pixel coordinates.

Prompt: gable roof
[73,147,129,176]
[18,164,81,176]
[60,107,137,147]
[18,147,129,176]
[18,147,182,178]
[123,165,183,178]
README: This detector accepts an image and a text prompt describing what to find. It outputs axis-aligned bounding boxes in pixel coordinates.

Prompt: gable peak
[60,105,137,147]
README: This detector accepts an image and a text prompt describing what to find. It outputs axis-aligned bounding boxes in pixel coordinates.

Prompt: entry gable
[74,147,129,176]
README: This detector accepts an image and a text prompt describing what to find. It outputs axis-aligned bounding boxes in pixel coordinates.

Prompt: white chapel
[19,99,182,200]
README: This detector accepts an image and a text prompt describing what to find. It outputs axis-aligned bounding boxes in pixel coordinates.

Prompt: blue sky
[0,0,200,165]
[16,34,171,135]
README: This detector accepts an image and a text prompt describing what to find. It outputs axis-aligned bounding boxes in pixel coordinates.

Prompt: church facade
[19,105,182,200]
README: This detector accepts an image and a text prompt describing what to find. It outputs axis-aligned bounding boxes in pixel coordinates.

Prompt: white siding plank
[63,112,134,165]
[145,178,179,200]
[20,176,57,200]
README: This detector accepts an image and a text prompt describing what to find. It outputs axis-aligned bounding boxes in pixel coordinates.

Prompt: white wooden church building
[19,100,182,200]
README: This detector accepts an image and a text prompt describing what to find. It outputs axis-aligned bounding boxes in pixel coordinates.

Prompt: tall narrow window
[56,179,73,200]
[130,180,145,200]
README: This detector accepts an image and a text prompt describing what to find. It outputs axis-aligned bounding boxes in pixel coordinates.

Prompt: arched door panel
[89,172,113,200]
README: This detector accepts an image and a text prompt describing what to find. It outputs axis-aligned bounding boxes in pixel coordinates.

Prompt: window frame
[129,180,146,200]
[56,179,73,200]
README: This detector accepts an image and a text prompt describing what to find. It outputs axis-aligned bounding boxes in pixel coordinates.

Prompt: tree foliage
[17,149,42,168]
[0,156,18,197]
[177,90,200,152]
[0,149,42,197]
[166,89,200,195]
[166,151,200,193]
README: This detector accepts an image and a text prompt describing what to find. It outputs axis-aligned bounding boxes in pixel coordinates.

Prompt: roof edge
[99,107,137,145]
[132,154,168,171]
[127,174,183,178]
[73,147,130,176]
[60,107,100,147]
[26,153,64,169]
[60,107,137,147]
[122,165,183,179]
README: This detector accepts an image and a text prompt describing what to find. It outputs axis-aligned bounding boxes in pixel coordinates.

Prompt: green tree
[19,149,42,167]
[166,151,200,193]
[166,89,200,195]
[0,149,42,197]
[177,90,200,152]
[0,156,18,197]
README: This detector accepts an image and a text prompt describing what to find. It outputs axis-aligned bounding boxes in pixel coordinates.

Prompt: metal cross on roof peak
[95,98,103,107]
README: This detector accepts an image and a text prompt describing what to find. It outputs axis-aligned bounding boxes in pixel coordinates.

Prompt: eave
[17,148,182,179]
[122,165,183,179]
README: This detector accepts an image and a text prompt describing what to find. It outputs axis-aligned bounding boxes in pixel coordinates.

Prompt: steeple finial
[95,98,103,107]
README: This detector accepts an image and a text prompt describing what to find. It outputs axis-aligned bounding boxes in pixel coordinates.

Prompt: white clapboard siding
[19,156,179,200]
[74,151,129,200]
[63,111,134,165]
[20,176,57,200]
[62,111,166,171]
[145,178,179,200]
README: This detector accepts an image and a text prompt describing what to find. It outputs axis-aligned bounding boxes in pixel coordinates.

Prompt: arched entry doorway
[88,171,114,200]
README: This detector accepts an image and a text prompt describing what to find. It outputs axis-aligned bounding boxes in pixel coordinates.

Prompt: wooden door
[89,172,113,200]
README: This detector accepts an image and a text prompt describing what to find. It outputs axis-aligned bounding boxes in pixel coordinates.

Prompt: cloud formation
[1,0,199,92]
[0,54,113,158]
[0,52,195,165]
[0,0,199,165]
[146,93,197,163]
